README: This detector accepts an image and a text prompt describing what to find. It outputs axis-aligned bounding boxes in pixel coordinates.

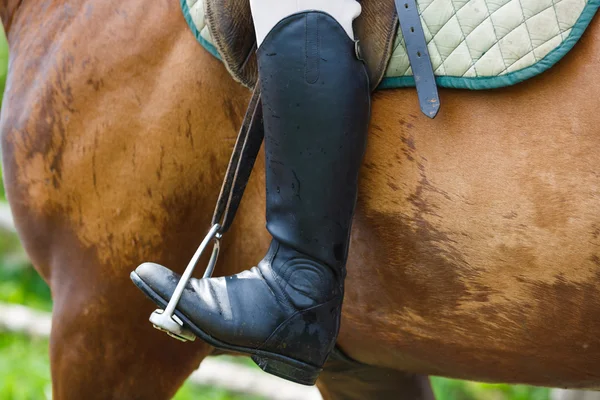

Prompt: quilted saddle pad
[182,0,600,90]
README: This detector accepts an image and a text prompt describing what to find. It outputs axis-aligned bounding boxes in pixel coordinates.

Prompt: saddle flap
[204,0,399,91]
[355,0,399,90]
[204,0,258,88]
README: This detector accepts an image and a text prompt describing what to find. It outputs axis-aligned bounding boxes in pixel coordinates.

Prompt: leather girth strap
[204,0,398,92]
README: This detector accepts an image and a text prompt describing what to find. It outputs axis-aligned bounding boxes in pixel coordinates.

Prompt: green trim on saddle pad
[181,0,600,91]
[181,0,221,60]
[379,0,600,90]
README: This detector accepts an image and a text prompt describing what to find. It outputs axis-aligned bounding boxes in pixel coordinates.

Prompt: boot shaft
[257,11,371,275]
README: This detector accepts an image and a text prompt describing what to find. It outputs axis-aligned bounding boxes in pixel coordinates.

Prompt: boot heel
[251,355,321,386]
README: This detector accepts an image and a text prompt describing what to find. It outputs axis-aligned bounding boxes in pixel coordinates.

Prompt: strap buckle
[354,40,363,61]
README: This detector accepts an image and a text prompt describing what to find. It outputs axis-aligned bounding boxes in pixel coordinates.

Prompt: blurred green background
[0,27,553,400]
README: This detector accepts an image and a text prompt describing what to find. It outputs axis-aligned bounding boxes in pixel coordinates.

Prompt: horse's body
[2,0,600,398]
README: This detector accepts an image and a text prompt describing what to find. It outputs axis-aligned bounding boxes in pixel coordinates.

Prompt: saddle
[204,0,399,92]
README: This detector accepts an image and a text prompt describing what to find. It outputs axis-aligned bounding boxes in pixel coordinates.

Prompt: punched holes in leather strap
[395,0,440,118]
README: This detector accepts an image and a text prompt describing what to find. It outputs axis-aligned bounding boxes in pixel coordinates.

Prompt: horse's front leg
[49,255,210,399]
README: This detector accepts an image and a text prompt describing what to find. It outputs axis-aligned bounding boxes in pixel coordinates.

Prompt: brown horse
[2,0,600,398]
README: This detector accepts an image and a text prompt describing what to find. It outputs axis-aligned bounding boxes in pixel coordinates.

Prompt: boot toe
[133,262,181,301]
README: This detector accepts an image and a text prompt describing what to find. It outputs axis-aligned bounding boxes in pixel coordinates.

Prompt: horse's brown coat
[1,0,600,398]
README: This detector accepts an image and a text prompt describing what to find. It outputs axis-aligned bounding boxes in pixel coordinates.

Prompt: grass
[0,24,7,111]
[0,334,51,400]
[0,159,5,202]
[0,260,51,312]
[0,196,51,311]
[0,168,4,201]
[432,377,550,400]
[175,384,264,400]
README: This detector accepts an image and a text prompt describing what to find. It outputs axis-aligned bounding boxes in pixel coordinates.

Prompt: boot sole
[130,271,321,386]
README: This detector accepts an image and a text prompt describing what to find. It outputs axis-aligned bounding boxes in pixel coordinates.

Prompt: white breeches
[249,0,362,47]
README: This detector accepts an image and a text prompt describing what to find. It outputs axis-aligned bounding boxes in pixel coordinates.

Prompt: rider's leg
[131,0,370,385]
[250,0,361,46]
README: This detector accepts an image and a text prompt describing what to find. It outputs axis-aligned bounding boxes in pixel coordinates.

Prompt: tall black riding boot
[131,11,370,385]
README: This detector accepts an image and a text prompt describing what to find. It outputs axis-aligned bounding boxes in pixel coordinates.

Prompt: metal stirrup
[149,224,221,341]
[148,87,264,341]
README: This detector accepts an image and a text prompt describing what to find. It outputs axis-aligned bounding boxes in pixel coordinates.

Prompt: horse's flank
[1,0,600,398]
